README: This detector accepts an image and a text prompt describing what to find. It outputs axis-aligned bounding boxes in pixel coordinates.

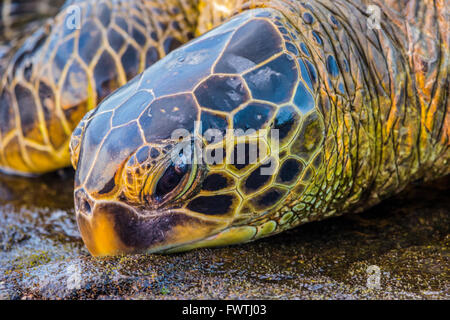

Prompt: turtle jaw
[75,197,227,257]
[76,203,129,257]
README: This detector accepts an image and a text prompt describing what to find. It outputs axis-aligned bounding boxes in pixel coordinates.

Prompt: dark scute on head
[276,158,304,185]
[172,21,182,31]
[158,22,168,33]
[150,147,160,159]
[243,160,273,194]
[98,202,205,249]
[273,105,301,143]
[230,142,261,171]
[293,81,315,114]
[207,147,227,166]
[302,167,314,181]
[139,94,198,142]
[98,176,116,195]
[251,187,287,210]
[84,122,143,193]
[312,151,324,169]
[299,58,314,91]
[139,30,233,97]
[233,103,275,132]
[286,42,299,55]
[244,54,298,104]
[214,19,283,74]
[202,173,230,191]
[136,146,150,164]
[201,111,229,142]
[112,90,154,127]
[305,60,317,86]
[187,195,235,215]
[195,75,249,112]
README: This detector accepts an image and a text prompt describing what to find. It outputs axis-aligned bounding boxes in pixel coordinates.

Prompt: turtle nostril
[81,199,91,215]
[75,189,93,216]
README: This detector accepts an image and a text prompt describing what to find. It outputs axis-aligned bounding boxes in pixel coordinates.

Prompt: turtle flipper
[0,0,199,175]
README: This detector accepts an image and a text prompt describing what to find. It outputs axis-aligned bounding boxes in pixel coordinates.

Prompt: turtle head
[71,79,225,256]
[73,135,222,256]
[73,8,326,256]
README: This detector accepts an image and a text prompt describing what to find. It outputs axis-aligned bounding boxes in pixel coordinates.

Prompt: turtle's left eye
[154,160,190,201]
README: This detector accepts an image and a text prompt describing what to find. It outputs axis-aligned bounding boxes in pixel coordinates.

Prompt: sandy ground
[0,170,448,300]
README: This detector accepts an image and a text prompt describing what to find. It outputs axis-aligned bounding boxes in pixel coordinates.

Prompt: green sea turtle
[0,0,448,256]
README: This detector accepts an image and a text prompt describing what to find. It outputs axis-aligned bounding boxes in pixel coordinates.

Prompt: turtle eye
[144,141,201,206]
[154,160,190,201]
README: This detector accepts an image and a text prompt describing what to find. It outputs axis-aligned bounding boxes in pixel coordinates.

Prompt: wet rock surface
[0,170,448,300]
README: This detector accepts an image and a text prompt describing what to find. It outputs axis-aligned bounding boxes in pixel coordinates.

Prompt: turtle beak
[75,190,129,256]
[76,205,128,257]
[75,189,225,256]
